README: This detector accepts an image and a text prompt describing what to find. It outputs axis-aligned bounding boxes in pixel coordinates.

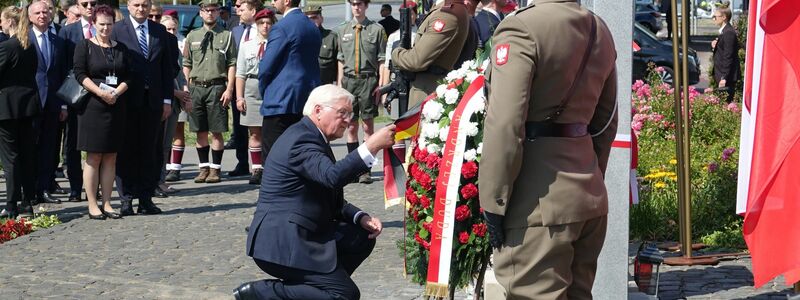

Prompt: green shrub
[630,66,744,248]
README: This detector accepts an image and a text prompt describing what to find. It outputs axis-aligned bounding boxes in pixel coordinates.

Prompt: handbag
[56,70,89,109]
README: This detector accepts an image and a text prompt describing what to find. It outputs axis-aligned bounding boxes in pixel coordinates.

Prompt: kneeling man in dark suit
[235,84,396,299]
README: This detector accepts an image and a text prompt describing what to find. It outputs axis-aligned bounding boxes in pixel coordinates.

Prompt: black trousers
[261,114,303,162]
[251,222,376,300]
[64,107,83,197]
[0,117,38,208]
[116,99,163,199]
[230,101,248,170]
[34,110,61,194]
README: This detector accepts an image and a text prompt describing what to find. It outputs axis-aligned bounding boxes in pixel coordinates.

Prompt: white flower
[422,101,444,121]
[464,149,477,161]
[463,122,479,137]
[475,98,486,113]
[418,136,428,150]
[421,122,440,139]
[445,70,461,82]
[444,88,460,105]
[480,59,490,72]
[426,143,441,154]
[477,142,483,154]
[435,84,448,98]
[466,71,480,83]
[438,127,450,141]
[448,110,454,120]
[462,59,476,69]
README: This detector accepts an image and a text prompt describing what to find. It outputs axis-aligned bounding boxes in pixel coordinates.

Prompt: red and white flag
[736,0,800,288]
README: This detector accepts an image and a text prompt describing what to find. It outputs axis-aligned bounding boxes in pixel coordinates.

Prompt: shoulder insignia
[495,44,510,65]
[433,20,446,32]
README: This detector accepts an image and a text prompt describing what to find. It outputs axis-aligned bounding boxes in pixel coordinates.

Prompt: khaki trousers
[493,216,608,300]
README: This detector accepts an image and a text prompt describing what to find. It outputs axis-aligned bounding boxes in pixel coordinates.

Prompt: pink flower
[632,80,646,92]
[705,95,720,105]
[636,85,652,98]
[655,66,665,73]
[703,87,714,94]
[632,120,644,134]
[726,102,740,113]
[707,162,719,173]
[650,113,665,123]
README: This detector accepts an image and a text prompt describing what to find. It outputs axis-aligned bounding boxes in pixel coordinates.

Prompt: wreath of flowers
[399,59,492,289]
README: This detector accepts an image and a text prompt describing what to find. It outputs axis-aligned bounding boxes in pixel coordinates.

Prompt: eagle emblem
[433,20,445,32]
[495,44,510,65]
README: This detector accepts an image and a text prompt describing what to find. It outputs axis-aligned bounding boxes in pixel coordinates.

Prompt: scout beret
[198,0,220,8]
[302,5,322,14]
[255,8,275,20]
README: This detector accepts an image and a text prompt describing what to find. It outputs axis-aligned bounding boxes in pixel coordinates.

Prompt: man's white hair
[302,84,355,116]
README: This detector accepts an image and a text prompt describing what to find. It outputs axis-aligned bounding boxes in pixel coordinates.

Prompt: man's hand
[711,38,718,50]
[162,104,172,121]
[372,86,382,106]
[220,89,233,108]
[718,79,727,88]
[175,90,192,112]
[482,211,505,249]
[59,109,68,122]
[364,124,396,155]
[359,215,383,239]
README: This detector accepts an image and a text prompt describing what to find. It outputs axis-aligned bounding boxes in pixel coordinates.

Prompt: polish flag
[736,0,800,288]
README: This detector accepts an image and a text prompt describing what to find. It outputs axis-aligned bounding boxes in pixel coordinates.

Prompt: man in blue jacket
[234,85,396,300]
[257,0,321,162]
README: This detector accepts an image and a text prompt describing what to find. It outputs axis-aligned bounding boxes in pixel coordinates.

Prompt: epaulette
[507,3,535,17]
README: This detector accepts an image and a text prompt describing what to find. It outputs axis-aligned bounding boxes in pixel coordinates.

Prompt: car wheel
[656,65,675,86]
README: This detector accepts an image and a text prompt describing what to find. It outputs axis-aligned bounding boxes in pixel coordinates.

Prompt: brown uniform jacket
[478,0,619,228]
[391,2,469,107]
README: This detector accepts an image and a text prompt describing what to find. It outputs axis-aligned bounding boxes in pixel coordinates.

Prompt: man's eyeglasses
[322,105,354,120]
[202,8,220,13]
[79,1,97,8]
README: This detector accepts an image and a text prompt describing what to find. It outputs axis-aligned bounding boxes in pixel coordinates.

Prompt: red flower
[455,205,471,221]
[458,231,470,244]
[472,223,487,237]
[479,207,485,214]
[425,154,441,170]
[414,148,429,162]
[417,172,433,190]
[420,195,431,208]
[422,222,433,233]
[406,188,419,206]
[460,183,478,200]
[412,209,421,221]
[461,161,478,179]
[415,233,431,250]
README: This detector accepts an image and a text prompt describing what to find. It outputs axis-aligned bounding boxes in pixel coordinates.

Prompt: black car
[633,23,700,86]
[635,3,662,34]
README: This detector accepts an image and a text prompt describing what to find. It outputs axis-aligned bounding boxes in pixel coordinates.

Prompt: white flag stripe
[615,133,631,142]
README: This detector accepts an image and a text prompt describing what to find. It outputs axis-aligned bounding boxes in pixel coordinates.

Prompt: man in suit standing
[711,4,739,103]
[29,1,68,205]
[478,0,618,298]
[111,0,175,215]
[257,0,321,162]
[378,4,399,35]
[233,85,396,300]
[227,0,261,178]
[475,0,505,48]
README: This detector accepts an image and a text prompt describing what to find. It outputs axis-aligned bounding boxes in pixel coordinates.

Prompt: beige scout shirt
[236,37,266,78]
[183,24,237,82]
[336,18,387,75]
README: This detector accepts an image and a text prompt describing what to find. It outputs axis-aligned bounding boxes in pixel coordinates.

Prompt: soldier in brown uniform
[478,0,618,299]
[391,0,469,108]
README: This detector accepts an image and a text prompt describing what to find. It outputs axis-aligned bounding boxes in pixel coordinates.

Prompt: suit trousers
[250,222,376,300]
[493,216,608,300]
[34,110,62,194]
[0,117,38,207]
[260,114,303,162]
[64,107,83,197]
[116,97,163,199]
[230,99,248,170]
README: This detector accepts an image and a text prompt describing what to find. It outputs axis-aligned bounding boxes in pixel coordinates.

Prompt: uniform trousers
[260,114,302,162]
[493,215,607,300]
[250,222,376,300]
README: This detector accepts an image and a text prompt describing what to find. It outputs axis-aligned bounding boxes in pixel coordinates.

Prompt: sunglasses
[149,14,162,19]
[79,1,97,8]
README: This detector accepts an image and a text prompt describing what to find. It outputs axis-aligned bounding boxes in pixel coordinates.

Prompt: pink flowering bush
[630,68,744,248]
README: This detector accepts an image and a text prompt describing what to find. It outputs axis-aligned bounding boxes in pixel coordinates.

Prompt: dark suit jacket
[258,8,321,117]
[29,30,68,112]
[713,23,740,85]
[231,23,251,48]
[246,117,369,273]
[112,18,175,109]
[0,38,41,120]
[0,32,8,42]
[379,15,400,35]
[58,20,86,69]
[475,9,503,48]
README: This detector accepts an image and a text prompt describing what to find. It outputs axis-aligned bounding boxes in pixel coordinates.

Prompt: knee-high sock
[168,146,185,170]
[249,147,263,170]
[210,149,224,169]
[197,146,210,168]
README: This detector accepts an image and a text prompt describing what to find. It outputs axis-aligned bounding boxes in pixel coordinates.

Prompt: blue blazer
[475,10,503,48]
[112,18,175,109]
[258,9,321,117]
[29,30,68,112]
[246,117,368,273]
[231,23,244,47]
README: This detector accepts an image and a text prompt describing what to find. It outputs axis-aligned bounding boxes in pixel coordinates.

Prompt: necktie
[244,25,251,42]
[354,24,362,75]
[40,33,50,67]
[85,23,93,39]
[138,24,148,58]
[257,41,265,60]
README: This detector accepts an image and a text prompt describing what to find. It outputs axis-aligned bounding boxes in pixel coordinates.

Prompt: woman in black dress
[74,5,130,220]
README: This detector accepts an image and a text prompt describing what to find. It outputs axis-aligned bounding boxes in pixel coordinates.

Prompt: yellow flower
[669,159,677,165]
[654,182,667,188]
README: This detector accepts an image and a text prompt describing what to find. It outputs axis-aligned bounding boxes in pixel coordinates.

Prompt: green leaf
[419,228,429,239]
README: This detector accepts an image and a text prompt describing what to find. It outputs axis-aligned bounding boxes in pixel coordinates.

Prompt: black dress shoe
[154,188,168,198]
[88,212,107,220]
[248,169,262,185]
[232,282,259,300]
[137,198,162,215]
[120,200,135,216]
[37,192,62,204]
[228,167,250,177]
[17,205,34,218]
[100,208,122,219]
[68,194,83,202]
[50,181,68,195]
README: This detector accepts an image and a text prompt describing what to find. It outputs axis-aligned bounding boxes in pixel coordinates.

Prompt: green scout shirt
[183,24,237,82]
[336,18,386,75]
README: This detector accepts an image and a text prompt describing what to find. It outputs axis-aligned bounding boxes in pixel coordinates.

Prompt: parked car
[635,3,662,34]
[632,23,700,86]
[120,5,200,36]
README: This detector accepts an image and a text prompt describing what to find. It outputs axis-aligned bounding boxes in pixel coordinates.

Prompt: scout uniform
[391,1,469,108]
[335,14,387,120]
[183,15,237,133]
[478,0,619,299]
[304,6,339,85]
